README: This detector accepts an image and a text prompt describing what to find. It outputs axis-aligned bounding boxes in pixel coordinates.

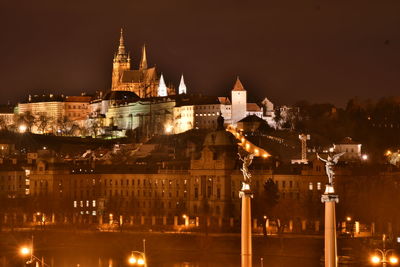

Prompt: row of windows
[67,105,88,109]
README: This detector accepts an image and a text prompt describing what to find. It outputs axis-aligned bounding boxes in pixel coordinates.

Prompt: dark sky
[1,0,400,107]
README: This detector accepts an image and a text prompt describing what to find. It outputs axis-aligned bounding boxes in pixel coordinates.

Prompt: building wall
[231,90,247,125]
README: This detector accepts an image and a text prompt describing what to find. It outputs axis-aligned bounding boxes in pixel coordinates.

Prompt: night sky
[1,0,399,107]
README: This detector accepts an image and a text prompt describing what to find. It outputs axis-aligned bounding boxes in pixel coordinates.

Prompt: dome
[103,91,140,102]
[203,130,237,147]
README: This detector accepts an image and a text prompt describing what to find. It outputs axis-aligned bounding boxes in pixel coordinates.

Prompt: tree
[262,178,279,218]
[35,114,51,134]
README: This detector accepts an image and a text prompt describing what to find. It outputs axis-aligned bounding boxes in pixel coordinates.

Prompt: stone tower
[231,77,247,125]
[111,28,131,90]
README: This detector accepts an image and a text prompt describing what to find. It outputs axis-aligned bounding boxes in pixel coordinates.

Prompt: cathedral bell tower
[112,28,131,90]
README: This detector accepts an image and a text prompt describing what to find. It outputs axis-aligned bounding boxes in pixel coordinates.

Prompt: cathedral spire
[139,44,148,70]
[178,74,187,94]
[117,28,127,56]
[158,74,168,97]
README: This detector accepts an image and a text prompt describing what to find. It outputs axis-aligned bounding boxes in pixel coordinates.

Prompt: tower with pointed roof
[231,77,247,125]
[158,74,168,97]
[139,45,148,70]
[178,74,187,94]
[112,29,131,90]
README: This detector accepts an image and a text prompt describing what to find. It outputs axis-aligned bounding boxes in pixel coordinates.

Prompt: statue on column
[238,152,254,190]
[317,152,345,185]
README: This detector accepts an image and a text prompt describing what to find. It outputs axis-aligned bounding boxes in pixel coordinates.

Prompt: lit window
[80,201,83,207]
[309,182,313,191]
[92,200,96,207]
[317,182,322,190]
[73,201,77,208]
[86,200,89,207]
[92,211,96,216]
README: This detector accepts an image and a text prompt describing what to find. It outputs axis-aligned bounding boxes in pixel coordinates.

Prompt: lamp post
[128,251,147,267]
[20,236,50,267]
[371,234,399,267]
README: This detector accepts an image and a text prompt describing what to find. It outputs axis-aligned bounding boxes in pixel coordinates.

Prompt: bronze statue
[238,152,254,184]
[317,152,345,185]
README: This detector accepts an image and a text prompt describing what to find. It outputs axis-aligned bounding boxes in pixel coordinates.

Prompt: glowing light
[241,137,245,143]
[262,153,268,158]
[386,150,392,156]
[182,214,187,219]
[245,143,250,149]
[254,148,259,155]
[165,124,173,134]
[20,247,31,256]
[137,258,145,265]
[128,256,137,264]
[390,256,399,264]
[362,154,368,160]
[371,255,380,264]
[346,216,352,222]
[19,125,27,133]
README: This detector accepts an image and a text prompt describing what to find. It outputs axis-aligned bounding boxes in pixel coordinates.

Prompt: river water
[0,231,364,267]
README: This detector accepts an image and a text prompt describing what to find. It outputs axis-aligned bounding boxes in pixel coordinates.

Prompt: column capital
[239,189,253,198]
[321,194,339,203]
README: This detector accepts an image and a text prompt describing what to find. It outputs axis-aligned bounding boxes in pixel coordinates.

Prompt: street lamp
[128,251,146,266]
[370,235,399,267]
[20,239,50,267]
[370,249,398,266]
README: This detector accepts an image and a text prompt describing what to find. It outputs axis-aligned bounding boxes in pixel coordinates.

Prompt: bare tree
[35,114,51,134]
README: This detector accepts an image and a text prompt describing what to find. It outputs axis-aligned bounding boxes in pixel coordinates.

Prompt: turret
[178,74,187,94]
[157,74,168,97]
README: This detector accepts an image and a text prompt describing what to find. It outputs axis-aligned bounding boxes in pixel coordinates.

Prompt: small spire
[139,44,148,70]
[232,76,245,91]
[118,28,126,55]
[178,74,187,94]
[158,74,168,97]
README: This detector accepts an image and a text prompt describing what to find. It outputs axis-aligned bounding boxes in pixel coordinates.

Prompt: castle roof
[232,77,245,91]
[103,90,140,102]
[121,67,157,83]
[335,137,360,145]
[246,103,261,112]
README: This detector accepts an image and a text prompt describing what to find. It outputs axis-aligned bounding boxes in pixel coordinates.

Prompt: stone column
[173,216,178,227]
[23,214,27,224]
[98,214,103,225]
[140,216,145,225]
[218,217,222,227]
[163,216,167,225]
[321,186,339,267]
[289,220,293,232]
[151,216,156,226]
[240,189,253,267]
[196,217,200,227]
[52,213,55,223]
[206,217,210,227]
[230,217,234,227]
[119,215,123,226]
[130,216,134,225]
